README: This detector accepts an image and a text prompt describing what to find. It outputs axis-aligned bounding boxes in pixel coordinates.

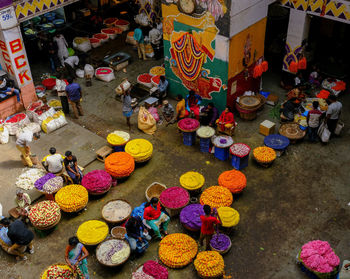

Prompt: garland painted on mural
[171,33,205,81]
[283,43,303,71]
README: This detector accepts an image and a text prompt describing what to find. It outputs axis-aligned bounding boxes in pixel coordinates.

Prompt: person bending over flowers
[65,236,89,278]
[143,197,170,239]
[200,205,220,251]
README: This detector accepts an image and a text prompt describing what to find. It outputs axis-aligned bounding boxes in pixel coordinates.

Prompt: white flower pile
[16,168,46,190]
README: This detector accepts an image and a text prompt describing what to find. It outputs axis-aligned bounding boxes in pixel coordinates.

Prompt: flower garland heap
[194,251,225,278]
[16,168,46,190]
[34,173,56,191]
[142,260,168,279]
[253,146,276,164]
[200,186,233,209]
[178,118,200,132]
[41,176,64,194]
[299,240,340,275]
[40,264,82,279]
[28,201,61,229]
[180,204,204,231]
[217,207,240,227]
[125,139,153,162]
[81,170,112,194]
[160,187,190,210]
[96,239,131,266]
[218,170,247,194]
[159,233,198,268]
[105,152,135,178]
[77,220,109,245]
[106,130,130,146]
[180,171,205,191]
[55,184,88,212]
[149,66,165,76]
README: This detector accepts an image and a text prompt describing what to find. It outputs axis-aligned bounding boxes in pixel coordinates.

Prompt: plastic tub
[101,28,117,39]
[42,78,56,90]
[89,38,101,48]
[93,33,108,43]
[53,19,65,28]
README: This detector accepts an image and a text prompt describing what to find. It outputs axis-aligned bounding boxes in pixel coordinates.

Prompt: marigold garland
[104,152,135,178]
[28,201,61,228]
[217,207,240,227]
[158,233,198,268]
[77,220,109,245]
[180,171,205,190]
[200,186,233,209]
[194,251,225,278]
[125,139,153,162]
[41,264,74,279]
[55,184,88,212]
[253,146,276,163]
[218,170,246,193]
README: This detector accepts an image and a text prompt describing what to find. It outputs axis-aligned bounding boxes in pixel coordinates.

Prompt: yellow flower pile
[159,233,198,268]
[125,139,153,162]
[180,171,205,191]
[48,99,62,108]
[55,184,88,212]
[107,130,130,146]
[253,146,276,163]
[149,66,165,76]
[200,186,233,209]
[77,220,109,245]
[194,251,225,278]
[41,264,73,279]
[217,207,240,227]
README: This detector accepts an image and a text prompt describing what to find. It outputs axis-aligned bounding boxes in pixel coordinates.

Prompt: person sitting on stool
[151,76,168,101]
[64,151,83,184]
[42,147,64,174]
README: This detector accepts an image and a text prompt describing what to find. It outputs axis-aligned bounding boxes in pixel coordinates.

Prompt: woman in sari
[216,106,235,131]
[65,236,89,279]
[143,197,170,239]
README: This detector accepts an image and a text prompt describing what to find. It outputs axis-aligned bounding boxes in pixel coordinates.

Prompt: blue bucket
[183,132,196,146]
[214,147,229,161]
[53,19,65,28]
[199,138,210,153]
[231,154,249,170]
[113,145,125,152]
[44,12,56,22]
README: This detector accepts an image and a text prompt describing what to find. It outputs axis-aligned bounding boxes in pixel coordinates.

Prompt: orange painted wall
[228,18,267,79]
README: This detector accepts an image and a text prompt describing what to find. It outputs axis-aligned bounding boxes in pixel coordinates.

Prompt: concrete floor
[1,41,350,279]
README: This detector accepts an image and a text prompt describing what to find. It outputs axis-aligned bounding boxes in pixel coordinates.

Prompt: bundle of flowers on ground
[200,186,233,208]
[217,207,240,227]
[218,170,247,193]
[160,187,189,209]
[180,204,204,231]
[299,240,340,275]
[34,173,56,191]
[159,233,198,268]
[142,260,168,279]
[253,146,276,163]
[16,168,46,190]
[96,239,131,266]
[210,233,231,252]
[28,201,61,228]
[77,220,109,245]
[194,251,225,278]
[125,139,153,162]
[178,118,200,131]
[41,264,74,279]
[82,170,112,194]
[41,176,64,194]
[107,130,130,146]
[180,171,205,191]
[55,184,88,212]
[105,152,135,178]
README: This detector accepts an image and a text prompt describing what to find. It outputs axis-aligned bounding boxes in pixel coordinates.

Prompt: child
[200,205,220,251]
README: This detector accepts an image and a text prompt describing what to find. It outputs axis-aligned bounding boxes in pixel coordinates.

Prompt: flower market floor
[1,56,350,278]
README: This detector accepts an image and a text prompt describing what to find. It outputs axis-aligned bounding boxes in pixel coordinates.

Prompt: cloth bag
[138,106,156,135]
[318,122,331,143]
[334,120,344,136]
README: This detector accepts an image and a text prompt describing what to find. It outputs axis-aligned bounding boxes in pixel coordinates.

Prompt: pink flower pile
[143,260,168,279]
[300,240,340,273]
[160,187,189,209]
[81,170,112,194]
[178,118,200,131]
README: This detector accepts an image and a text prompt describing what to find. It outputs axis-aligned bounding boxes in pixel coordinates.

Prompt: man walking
[326,95,342,136]
[65,78,83,119]
[133,26,146,60]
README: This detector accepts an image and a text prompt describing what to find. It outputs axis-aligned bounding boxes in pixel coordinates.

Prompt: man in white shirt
[64,56,79,78]
[326,95,342,135]
[56,73,69,114]
[16,131,40,167]
[43,147,63,173]
[149,24,163,60]
[155,18,163,34]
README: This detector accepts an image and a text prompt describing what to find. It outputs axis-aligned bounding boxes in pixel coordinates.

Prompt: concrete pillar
[0,5,37,118]
[282,9,310,71]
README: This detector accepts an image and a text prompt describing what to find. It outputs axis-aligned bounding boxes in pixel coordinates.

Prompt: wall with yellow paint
[228,17,267,80]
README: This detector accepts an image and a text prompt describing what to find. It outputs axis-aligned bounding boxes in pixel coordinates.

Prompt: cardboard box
[266,94,279,106]
[260,120,276,136]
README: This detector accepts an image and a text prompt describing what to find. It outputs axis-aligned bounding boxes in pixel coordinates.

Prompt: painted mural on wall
[227,18,266,107]
[281,0,350,21]
[162,2,229,111]
[15,0,79,22]
[137,0,161,23]
[282,43,303,71]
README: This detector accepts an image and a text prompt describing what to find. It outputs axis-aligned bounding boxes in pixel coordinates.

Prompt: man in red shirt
[200,205,220,250]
